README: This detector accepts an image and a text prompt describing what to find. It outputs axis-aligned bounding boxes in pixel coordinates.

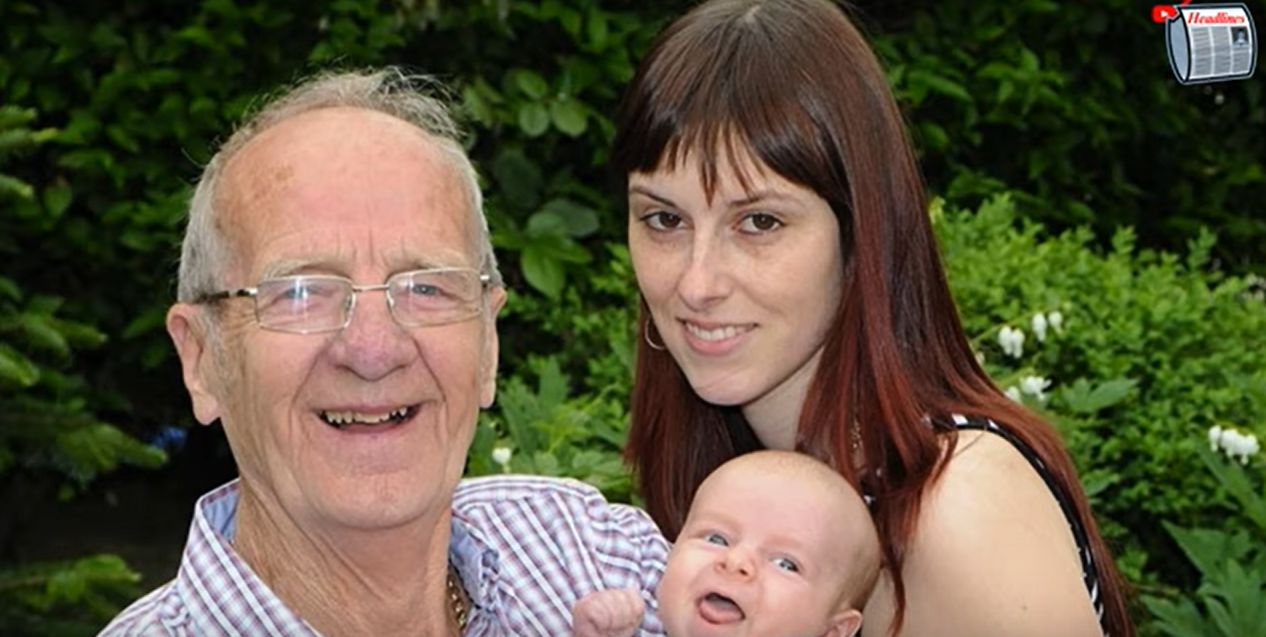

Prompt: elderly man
[102,69,666,636]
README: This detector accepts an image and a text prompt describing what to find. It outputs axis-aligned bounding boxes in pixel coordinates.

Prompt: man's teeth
[685,323,750,342]
[321,407,409,425]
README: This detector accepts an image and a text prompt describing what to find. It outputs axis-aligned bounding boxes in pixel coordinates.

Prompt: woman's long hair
[611,1,1131,635]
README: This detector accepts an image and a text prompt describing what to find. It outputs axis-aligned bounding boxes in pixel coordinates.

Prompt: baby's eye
[642,211,684,231]
[772,557,800,573]
[704,532,729,547]
[737,212,783,234]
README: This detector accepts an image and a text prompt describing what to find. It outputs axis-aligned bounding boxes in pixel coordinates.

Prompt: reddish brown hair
[612,1,1132,635]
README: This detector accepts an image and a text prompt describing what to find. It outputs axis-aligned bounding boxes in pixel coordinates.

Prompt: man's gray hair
[177,67,501,303]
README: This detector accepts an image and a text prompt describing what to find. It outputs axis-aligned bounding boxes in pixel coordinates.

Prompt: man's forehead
[223,107,443,186]
[215,107,478,271]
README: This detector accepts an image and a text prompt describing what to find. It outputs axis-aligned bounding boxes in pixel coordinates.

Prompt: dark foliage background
[0,0,1262,634]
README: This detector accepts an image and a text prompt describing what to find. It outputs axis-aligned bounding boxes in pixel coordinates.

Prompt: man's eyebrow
[393,250,473,272]
[260,258,336,280]
[628,185,678,209]
[258,251,476,281]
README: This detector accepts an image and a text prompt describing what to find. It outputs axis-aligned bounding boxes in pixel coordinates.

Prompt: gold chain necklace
[446,564,469,632]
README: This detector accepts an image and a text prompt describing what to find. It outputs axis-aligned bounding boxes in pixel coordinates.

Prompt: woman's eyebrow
[727,189,797,208]
[628,185,678,209]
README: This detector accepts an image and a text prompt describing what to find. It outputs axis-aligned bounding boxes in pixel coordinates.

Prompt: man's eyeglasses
[194,268,492,334]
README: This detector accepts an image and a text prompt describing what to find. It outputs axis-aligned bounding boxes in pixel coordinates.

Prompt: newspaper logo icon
[1156,3,1257,84]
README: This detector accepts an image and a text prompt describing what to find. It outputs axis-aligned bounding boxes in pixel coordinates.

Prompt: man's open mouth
[698,591,745,624]
[318,405,417,430]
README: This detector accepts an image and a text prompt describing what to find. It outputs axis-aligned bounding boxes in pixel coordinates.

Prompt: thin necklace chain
[447,564,469,632]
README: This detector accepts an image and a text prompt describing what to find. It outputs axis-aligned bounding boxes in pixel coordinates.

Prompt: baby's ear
[822,608,863,637]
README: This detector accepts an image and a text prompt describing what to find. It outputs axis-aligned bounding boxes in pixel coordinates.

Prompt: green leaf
[512,69,549,99]
[1197,444,1266,532]
[0,275,20,302]
[0,173,34,199]
[918,121,949,151]
[19,312,69,356]
[517,102,549,137]
[521,242,565,299]
[0,105,36,129]
[906,69,972,103]
[121,305,167,340]
[54,423,167,485]
[0,342,40,386]
[1141,595,1212,637]
[1163,522,1252,580]
[586,7,609,49]
[549,97,587,137]
[526,209,569,237]
[1058,377,1136,414]
[529,355,570,409]
[462,84,494,127]
[491,148,542,210]
[46,316,107,348]
[0,127,37,154]
[527,199,599,241]
[532,450,561,475]
[529,233,591,264]
[42,180,73,218]
[559,8,582,38]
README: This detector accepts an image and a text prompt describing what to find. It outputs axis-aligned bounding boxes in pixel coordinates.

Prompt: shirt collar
[179,480,503,631]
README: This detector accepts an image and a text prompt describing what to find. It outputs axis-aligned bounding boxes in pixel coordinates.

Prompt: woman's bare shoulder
[862,430,1101,637]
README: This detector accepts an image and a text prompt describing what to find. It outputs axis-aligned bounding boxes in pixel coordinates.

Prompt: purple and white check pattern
[100,476,668,636]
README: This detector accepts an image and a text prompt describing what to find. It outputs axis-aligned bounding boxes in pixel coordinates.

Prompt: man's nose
[676,235,733,312]
[328,289,414,380]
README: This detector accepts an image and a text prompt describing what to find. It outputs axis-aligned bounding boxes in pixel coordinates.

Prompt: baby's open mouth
[318,405,417,430]
[698,591,745,624]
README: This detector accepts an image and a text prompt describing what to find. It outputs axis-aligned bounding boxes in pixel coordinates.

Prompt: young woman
[612,1,1133,635]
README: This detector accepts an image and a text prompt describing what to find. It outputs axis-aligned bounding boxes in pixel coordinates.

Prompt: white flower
[1210,426,1260,464]
[492,446,513,471]
[1019,375,1052,401]
[1004,386,1023,402]
[1246,435,1262,462]
[998,326,1025,358]
[1047,311,1064,332]
[1208,425,1224,452]
[1031,313,1048,342]
[1224,431,1260,464]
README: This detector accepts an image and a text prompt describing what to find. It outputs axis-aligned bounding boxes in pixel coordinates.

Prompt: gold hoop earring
[643,317,667,351]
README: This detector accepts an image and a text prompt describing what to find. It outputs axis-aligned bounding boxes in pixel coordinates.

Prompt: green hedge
[2,1,1263,633]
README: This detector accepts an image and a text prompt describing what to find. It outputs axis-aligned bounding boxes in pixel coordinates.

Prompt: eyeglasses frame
[193,267,494,335]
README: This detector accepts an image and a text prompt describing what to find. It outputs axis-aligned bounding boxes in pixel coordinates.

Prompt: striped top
[100,476,669,636]
[948,414,1107,636]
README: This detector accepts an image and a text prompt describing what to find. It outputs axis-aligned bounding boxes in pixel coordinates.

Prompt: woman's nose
[676,237,733,311]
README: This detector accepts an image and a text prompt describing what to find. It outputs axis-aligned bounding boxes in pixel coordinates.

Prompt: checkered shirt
[100,476,668,636]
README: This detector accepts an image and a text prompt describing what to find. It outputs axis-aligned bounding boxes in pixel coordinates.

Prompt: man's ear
[479,286,508,409]
[822,608,863,637]
[167,303,223,425]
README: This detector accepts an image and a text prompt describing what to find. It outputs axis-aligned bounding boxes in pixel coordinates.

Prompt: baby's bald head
[693,450,881,608]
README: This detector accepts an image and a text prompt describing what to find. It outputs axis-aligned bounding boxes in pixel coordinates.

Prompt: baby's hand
[571,588,646,637]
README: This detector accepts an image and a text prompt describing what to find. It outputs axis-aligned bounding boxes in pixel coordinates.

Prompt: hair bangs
[613,1,846,209]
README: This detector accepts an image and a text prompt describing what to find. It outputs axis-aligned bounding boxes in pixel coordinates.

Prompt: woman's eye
[642,211,684,231]
[738,212,783,233]
[773,557,800,573]
[704,532,728,546]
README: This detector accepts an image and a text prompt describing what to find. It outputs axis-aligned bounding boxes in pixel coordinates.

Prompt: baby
[573,450,880,637]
